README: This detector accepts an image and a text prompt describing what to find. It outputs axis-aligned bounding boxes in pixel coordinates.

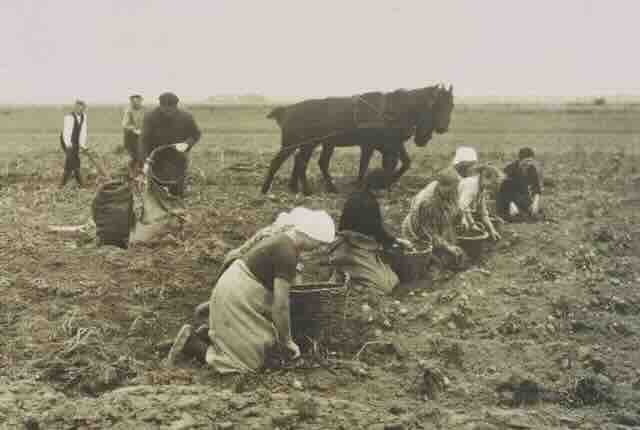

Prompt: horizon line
[2,94,640,106]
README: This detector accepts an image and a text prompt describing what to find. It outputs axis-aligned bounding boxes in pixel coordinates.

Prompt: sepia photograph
[1,1,639,428]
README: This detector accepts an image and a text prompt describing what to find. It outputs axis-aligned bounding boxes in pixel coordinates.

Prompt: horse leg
[381,150,400,190]
[261,144,297,194]
[296,145,315,196]
[289,150,302,193]
[318,143,338,193]
[390,144,411,185]
[356,145,375,186]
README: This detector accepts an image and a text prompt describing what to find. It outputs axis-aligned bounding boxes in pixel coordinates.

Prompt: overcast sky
[1,0,638,103]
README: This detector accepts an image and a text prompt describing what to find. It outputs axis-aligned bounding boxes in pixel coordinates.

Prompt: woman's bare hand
[285,339,301,359]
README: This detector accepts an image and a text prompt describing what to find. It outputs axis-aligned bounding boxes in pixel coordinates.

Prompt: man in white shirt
[59,100,88,187]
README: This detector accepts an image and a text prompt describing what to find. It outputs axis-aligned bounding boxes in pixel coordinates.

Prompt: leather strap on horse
[272,91,408,154]
[352,94,396,128]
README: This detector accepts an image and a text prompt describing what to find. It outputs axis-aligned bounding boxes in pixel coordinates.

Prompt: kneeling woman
[209,209,335,373]
[330,173,410,295]
[172,209,335,373]
[402,172,463,264]
[458,164,504,240]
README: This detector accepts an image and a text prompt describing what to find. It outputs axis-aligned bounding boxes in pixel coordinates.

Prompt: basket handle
[340,272,352,324]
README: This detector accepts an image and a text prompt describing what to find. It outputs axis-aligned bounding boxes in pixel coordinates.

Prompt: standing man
[122,94,145,178]
[140,92,201,197]
[60,100,88,187]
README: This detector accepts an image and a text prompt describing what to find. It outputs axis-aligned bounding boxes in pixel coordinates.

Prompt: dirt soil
[2,147,640,430]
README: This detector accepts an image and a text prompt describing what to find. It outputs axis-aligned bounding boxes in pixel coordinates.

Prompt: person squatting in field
[59,100,88,187]
[329,170,412,295]
[458,164,505,241]
[122,94,145,179]
[496,147,543,221]
[167,209,336,374]
[191,207,313,322]
[402,170,464,265]
[401,146,486,266]
[139,92,201,197]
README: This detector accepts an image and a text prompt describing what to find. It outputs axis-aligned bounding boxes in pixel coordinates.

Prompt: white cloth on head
[274,207,315,228]
[289,209,335,243]
[452,146,477,165]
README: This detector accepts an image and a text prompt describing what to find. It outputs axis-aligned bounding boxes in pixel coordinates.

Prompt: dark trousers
[61,166,83,186]
[496,180,532,220]
[168,179,185,197]
[60,137,83,187]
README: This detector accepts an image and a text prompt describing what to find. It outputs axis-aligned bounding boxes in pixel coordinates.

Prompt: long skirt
[329,231,399,295]
[206,260,277,374]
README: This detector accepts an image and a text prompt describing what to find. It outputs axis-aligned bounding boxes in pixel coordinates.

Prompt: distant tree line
[206,94,268,104]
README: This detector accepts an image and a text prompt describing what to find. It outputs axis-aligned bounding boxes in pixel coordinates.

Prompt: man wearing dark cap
[60,100,88,187]
[139,92,201,196]
[122,94,145,178]
[496,147,543,221]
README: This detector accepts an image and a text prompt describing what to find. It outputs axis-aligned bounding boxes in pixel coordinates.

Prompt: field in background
[2,103,639,179]
[1,104,640,428]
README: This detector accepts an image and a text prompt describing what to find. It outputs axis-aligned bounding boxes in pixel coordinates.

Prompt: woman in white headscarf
[458,164,504,240]
[446,146,479,180]
[192,207,313,336]
[221,207,314,273]
[169,209,336,374]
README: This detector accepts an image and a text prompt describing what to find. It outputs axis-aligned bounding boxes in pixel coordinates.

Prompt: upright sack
[92,180,135,248]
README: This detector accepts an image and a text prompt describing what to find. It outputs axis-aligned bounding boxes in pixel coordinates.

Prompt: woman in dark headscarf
[329,170,410,295]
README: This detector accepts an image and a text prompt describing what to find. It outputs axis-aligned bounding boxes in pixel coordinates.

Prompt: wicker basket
[289,274,350,351]
[385,247,433,283]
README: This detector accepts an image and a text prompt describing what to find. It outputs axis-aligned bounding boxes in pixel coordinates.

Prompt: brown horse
[261,85,454,195]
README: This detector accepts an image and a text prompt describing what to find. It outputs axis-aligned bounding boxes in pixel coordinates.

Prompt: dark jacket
[496,157,543,217]
[139,107,201,184]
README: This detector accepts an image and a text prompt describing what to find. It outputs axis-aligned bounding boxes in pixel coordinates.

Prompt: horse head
[413,84,454,147]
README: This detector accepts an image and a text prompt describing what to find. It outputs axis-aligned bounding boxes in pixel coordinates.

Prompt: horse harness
[351,94,397,128]
[275,87,439,153]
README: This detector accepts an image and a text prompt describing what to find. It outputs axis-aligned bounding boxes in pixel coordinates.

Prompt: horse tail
[267,106,286,122]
